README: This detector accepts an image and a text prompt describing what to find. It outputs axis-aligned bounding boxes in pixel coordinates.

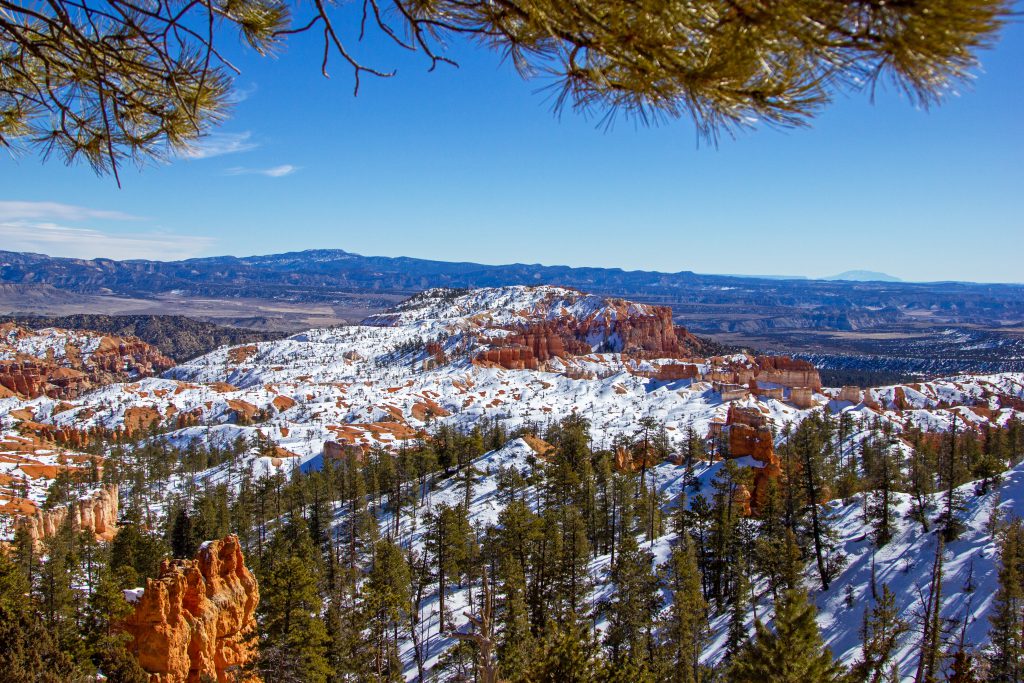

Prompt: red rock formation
[0,325,174,399]
[521,433,555,459]
[724,406,782,515]
[123,534,260,683]
[753,355,822,391]
[789,387,817,409]
[323,439,363,461]
[18,483,119,545]
[654,363,700,381]
[472,306,703,370]
[704,355,822,393]
[838,386,862,403]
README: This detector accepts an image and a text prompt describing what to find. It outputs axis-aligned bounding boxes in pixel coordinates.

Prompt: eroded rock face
[474,307,703,371]
[18,483,119,545]
[752,355,822,392]
[724,406,782,515]
[838,386,862,403]
[0,324,174,399]
[705,355,822,393]
[123,534,260,683]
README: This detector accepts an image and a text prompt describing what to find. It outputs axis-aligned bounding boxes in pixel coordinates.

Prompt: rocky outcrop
[656,362,699,381]
[18,483,118,545]
[838,386,862,403]
[724,406,782,515]
[473,304,703,370]
[753,356,821,391]
[0,324,174,399]
[705,355,822,393]
[789,387,817,409]
[123,534,260,683]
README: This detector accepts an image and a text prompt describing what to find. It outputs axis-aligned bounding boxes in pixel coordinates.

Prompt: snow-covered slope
[324,436,1017,681]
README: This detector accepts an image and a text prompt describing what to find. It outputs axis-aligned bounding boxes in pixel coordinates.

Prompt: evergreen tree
[496,559,536,683]
[425,502,473,628]
[257,520,332,683]
[729,588,846,683]
[110,522,169,588]
[989,519,1024,682]
[852,584,908,683]
[82,564,149,682]
[364,537,412,681]
[532,618,602,683]
[0,550,79,681]
[601,530,659,669]
[659,536,708,683]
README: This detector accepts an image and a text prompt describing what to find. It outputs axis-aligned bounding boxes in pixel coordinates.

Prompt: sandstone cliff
[705,355,822,393]
[724,406,782,515]
[473,307,703,371]
[123,534,260,683]
[18,483,118,545]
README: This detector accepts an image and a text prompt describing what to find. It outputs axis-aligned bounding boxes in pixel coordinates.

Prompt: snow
[2,285,1023,676]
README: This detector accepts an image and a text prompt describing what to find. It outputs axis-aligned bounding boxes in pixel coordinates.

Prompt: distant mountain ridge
[0,247,1017,300]
[2,249,1024,374]
[826,269,902,282]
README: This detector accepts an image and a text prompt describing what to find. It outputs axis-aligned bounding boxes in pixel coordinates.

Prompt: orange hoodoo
[724,405,782,515]
[123,534,260,683]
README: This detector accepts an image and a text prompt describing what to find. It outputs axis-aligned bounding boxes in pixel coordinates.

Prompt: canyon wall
[724,406,782,514]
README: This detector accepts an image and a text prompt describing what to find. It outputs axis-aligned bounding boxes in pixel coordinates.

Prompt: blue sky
[1,11,1022,282]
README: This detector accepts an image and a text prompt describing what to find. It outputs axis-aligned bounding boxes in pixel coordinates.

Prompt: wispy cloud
[0,201,215,260]
[0,201,142,222]
[225,164,300,178]
[182,131,258,159]
[0,222,217,260]
[226,83,258,104]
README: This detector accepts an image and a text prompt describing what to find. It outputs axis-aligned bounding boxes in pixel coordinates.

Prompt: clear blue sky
[1,11,1022,283]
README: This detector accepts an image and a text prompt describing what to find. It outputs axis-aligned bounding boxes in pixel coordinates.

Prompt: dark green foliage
[989,519,1024,681]
[601,531,660,668]
[256,519,332,683]
[729,588,846,683]
[852,584,908,683]
[0,550,78,681]
[659,536,709,683]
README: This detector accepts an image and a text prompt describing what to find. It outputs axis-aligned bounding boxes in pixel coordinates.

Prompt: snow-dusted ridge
[1,286,1021,472]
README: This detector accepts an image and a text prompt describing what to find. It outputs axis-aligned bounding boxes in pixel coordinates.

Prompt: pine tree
[496,559,536,683]
[601,529,660,670]
[659,536,708,683]
[864,435,902,546]
[83,564,149,682]
[792,413,842,590]
[0,549,79,680]
[364,537,412,681]
[988,518,1024,681]
[916,535,946,683]
[425,502,473,628]
[110,522,169,589]
[729,588,846,683]
[533,617,602,683]
[852,584,908,683]
[938,414,968,542]
[257,520,332,683]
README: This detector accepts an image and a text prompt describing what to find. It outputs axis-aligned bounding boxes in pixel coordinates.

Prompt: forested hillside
[2,286,1024,681]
